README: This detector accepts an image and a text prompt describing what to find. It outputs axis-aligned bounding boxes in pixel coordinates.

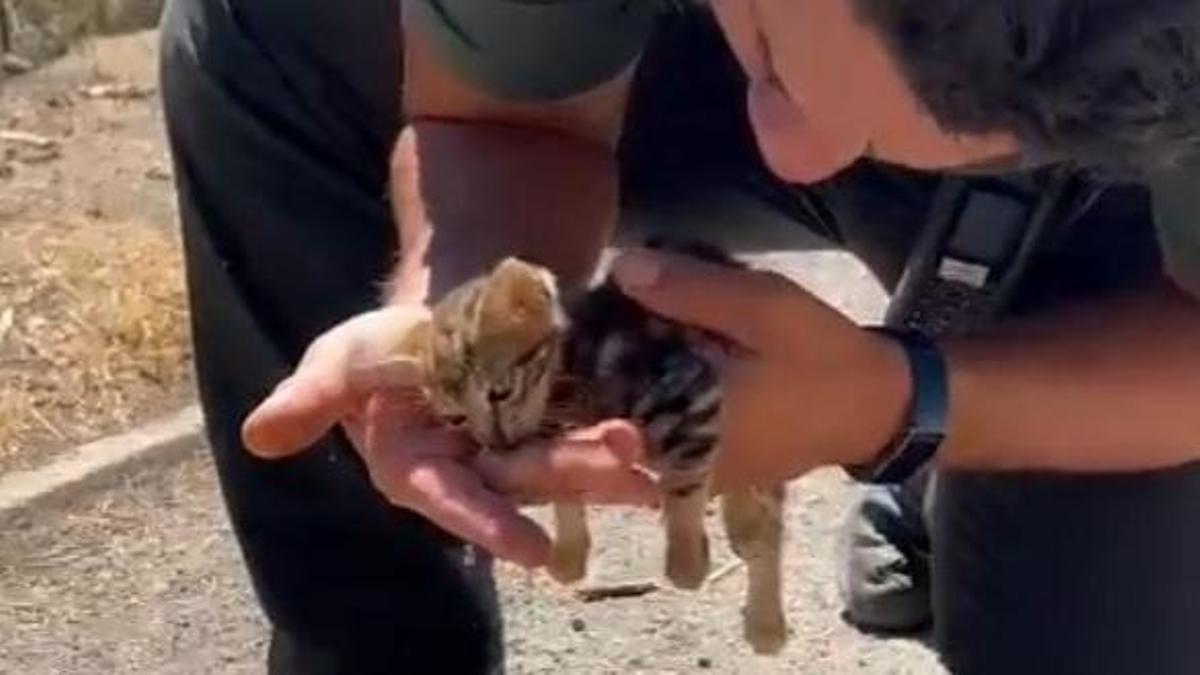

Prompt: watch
[847,327,949,485]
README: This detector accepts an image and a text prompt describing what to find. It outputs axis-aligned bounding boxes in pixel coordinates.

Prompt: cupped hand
[241,305,556,568]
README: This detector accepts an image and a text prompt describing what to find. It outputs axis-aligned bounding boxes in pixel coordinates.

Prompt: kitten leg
[722,484,788,654]
[662,478,712,590]
[548,501,590,584]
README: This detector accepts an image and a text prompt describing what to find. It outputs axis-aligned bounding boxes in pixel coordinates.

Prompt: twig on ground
[574,581,661,603]
[0,307,14,343]
[0,130,59,150]
[706,560,744,588]
[78,83,155,100]
[27,405,66,440]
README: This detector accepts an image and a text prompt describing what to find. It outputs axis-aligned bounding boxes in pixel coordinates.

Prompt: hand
[479,248,913,500]
[241,306,554,568]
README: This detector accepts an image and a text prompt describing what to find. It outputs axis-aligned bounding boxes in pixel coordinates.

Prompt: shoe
[836,469,934,634]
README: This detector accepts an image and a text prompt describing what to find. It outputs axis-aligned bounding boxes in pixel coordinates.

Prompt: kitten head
[426,257,566,450]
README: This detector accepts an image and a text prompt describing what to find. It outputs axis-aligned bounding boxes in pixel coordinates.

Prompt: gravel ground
[0,451,268,674]
[0,447,943,674]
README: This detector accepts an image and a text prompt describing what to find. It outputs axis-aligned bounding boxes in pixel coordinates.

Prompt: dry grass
[0,214,191,473]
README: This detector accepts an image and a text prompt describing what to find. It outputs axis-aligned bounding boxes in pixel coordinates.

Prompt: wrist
[849,328,914,467]
[844,327,949,483]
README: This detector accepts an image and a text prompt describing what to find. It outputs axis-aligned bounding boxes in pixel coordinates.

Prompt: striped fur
[563,240,734,490]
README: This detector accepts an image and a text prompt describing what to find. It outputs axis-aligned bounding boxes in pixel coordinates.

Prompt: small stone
[569,617,586,633]
[697,657,714,669]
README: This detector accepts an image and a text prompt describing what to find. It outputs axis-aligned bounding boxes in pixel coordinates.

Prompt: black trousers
[160,1,1200,673]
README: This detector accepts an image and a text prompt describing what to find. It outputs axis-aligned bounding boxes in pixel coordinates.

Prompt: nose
[489,417,513,450]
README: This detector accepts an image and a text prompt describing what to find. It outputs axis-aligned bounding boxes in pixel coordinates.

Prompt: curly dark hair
[852,0,1200,174]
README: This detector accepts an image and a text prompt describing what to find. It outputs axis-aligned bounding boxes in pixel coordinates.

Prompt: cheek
[746,78,866,184]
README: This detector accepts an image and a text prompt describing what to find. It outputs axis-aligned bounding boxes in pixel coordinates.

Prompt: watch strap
[849,327,949,484]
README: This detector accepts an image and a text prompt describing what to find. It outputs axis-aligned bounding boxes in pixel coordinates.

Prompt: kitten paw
[548,538,589,584]
[666,535,710,590]
[743,607,789,655]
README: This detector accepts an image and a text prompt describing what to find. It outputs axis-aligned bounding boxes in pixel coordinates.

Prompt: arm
[942,281,1200,472]
[387,16,633,303]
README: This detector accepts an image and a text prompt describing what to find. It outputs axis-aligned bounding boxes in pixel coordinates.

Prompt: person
[159,0,1200,673]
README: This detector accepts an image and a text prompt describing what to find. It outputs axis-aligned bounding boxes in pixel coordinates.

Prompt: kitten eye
[514,335,553,367]
[488,387,513,403]
[443,414,467,427]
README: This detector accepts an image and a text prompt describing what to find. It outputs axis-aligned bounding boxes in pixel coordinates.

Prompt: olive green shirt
[410,0,1200,298]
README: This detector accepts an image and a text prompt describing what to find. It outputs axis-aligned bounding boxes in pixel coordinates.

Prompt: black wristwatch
[847,327,949,485]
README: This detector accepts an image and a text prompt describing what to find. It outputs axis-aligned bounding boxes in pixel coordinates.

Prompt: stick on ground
[574,581,660,603]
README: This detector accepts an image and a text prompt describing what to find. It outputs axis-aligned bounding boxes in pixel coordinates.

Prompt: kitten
[565,240,788,654]
[401,243,789,655]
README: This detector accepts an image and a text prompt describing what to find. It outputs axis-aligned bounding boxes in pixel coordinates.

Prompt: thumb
[611,248,801,349]
[241,308,429,458]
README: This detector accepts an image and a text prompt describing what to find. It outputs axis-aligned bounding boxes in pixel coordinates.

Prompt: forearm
[388,120,618,303]
[385,16,632,304]
[939,282,1200,472]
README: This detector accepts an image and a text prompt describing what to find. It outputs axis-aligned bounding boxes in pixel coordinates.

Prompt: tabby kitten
[400,243,789,655]
[565,240,788,654]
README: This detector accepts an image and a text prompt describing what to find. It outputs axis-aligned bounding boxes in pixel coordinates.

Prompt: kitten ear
[479,257,559,337]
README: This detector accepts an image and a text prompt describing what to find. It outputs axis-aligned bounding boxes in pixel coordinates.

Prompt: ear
[479,258,559,338]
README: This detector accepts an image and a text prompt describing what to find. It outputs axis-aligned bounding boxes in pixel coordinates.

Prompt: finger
[242,353,424,459]
[361,399,552,568]
[241,362,359,458]
[476,421,660,508]
[611,248,817,349]
[404,460,553,569]
[242,308,430,458]
[348,356,425,392]
[356,392,470,465]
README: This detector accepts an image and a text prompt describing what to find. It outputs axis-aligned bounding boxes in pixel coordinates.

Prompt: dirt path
[0,447,943,674]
